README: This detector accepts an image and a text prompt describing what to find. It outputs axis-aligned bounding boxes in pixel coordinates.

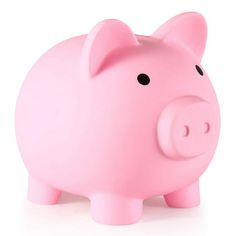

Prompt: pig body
[15,12,220,225]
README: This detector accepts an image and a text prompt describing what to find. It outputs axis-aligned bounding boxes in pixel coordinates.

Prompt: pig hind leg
[27,176,61,204]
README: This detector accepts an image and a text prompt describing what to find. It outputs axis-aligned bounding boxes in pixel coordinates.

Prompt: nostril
[183,125,190,137]
[204,122,210,133]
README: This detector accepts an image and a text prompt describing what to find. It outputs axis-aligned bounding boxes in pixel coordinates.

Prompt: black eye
[195,65,204,76]
[137,73,150,85]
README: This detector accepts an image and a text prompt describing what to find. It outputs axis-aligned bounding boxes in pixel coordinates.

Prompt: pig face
[77,13,220,195]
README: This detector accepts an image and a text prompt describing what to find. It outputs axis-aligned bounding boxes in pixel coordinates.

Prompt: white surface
[0,0,235,235]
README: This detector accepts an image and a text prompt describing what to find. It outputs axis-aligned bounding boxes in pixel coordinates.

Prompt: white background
[0,0,235,235]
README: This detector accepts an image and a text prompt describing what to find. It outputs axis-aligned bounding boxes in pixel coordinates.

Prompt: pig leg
[90,193,143,225]
[164,180,200,208]
[28,176,61,204]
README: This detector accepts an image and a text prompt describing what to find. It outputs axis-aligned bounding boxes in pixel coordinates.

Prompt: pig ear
[81,19,139,77]
[153,12,207,60]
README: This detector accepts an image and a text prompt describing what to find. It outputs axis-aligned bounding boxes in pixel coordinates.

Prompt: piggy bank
[15,12,220,225]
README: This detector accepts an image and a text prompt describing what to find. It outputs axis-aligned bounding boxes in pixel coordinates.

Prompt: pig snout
[157,96,219,160]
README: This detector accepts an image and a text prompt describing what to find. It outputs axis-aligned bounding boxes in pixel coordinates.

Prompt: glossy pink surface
[15,12,220,225]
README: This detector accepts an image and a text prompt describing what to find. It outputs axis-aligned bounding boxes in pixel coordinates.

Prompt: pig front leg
[90,193,143,225]
[28,176,61,204]
[164,180,200,208]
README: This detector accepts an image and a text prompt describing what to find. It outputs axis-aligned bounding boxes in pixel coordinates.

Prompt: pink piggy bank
[15,12,220,225]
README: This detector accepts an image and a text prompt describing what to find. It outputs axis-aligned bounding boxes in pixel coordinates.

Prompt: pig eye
[195,65,204,76]
[137,73,150,85]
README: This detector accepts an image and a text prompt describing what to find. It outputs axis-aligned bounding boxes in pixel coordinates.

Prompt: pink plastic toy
[15,12,220,225]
